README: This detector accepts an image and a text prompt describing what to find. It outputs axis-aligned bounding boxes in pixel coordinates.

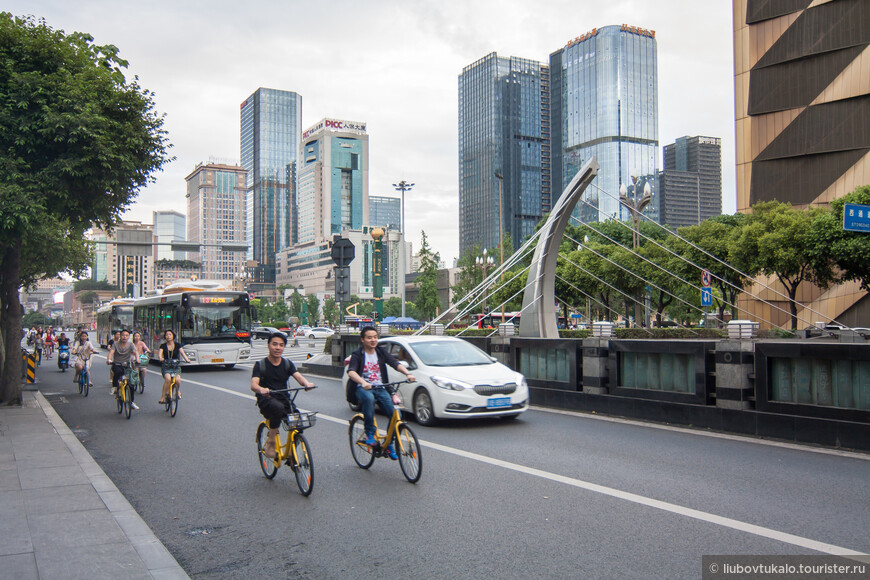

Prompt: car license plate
[211,358,224,363]
[487,397,511,409]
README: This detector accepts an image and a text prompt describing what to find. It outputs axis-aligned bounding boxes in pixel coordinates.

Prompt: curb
[34,391,190,579]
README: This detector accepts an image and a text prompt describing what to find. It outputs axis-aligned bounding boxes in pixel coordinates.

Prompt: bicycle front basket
[282,412,317,430]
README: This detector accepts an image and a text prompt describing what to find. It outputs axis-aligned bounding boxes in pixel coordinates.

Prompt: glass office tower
[240,88,301,288]
[458,53,550,256]
[550,25,659,223]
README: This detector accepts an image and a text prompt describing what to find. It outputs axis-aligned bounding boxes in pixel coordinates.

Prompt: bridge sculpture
[519,157,599,338]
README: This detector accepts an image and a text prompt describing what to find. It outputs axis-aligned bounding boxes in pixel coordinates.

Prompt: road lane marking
[174,374,868,558]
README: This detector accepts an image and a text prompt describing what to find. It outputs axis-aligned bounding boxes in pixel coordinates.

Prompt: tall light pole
[619,171,652,327]
[475,248,495,315]
[392,180,414,319]
[494,172,506,322]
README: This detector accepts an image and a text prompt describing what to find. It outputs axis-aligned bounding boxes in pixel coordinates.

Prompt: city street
[36,344,870,579]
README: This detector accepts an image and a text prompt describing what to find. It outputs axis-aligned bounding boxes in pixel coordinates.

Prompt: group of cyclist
[250,326,414,460]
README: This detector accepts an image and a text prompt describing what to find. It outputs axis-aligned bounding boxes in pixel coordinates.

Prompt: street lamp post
[494,172,506,323]
[475,248,495,315]
[619,171,652,327]
[392,180,414,319]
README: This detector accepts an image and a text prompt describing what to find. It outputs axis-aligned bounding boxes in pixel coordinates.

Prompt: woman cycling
[131,331,152,390]
[157,329,191,405]
[72,331,97,386]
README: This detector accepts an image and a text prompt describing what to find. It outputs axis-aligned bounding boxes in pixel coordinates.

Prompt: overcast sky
[11,0,736,264]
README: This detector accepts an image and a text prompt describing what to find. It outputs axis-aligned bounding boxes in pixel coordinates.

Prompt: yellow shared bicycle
[255,386,318,496]
[348,381,422,483]
[115,361,136,420]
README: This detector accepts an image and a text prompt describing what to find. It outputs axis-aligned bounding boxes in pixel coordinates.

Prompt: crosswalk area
[246,338,328,367]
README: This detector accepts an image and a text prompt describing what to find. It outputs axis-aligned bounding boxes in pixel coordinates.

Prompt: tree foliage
[0,14,171,404]
[414,231,441,320]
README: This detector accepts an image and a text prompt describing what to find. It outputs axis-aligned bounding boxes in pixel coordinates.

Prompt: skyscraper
[658,136,722,228]
[369,195,401,231]
[185,162,247,281]
[550,25,659,223]
[458,52,550,257]
[240,88,301,291]
[152,210,186,261]
[296,118,369,244]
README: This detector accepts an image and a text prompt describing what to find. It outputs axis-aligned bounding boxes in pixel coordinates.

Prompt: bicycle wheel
[116,380,125,414]
[292,433,314,496]
[256,422,278,479]
[77,374,83,395]
[124,384,133,419]
[82,371,89,397]
[138,370,145,394]
[396,423,422,483]
[168,379,178,417]
[348,415,375,469]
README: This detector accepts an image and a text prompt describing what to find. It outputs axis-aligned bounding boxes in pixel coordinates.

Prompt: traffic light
[335,267,351,302]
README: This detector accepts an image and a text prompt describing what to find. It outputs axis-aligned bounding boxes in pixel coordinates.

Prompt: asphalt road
[37,344,870,579]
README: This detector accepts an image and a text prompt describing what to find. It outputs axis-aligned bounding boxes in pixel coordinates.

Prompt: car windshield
[408,340,493,367]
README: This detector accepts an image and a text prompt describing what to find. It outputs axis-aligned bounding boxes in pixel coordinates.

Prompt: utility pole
[392,180,414,319]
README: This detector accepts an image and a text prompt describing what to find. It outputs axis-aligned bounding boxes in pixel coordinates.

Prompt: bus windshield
[115,306,133,331]
[180,304,252,341]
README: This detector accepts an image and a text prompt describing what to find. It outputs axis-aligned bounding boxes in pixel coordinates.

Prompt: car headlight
[186,351,196,360]
[516,374,527,389]
[431,376,472,391]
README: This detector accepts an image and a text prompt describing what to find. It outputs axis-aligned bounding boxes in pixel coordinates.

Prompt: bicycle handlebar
[262,385,318,394]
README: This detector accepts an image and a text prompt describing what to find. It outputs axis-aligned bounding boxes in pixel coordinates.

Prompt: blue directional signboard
[700,287,713,306]
[843,203,870,233]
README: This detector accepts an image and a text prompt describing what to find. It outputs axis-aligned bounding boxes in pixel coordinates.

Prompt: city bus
[96,299,134,347]
[132,282,254,368]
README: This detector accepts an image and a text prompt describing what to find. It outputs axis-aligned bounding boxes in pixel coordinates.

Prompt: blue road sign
[701,287,713,306]
[843,203,870,233]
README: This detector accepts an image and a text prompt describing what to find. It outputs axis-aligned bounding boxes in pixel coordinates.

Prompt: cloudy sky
[10,0,735,264]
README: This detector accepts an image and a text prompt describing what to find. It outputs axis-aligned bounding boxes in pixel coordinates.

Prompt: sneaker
[111,387,118,396]
[386,444,398,460]
[365,435,376,446]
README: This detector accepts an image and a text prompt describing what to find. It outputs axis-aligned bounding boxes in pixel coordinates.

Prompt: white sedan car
[307,327,335,339]
[342,335,528,425]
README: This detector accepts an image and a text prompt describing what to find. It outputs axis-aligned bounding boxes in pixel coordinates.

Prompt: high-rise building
[734,0,870,326]
[369,195,401,231]
[91,221,154,297]
[658,136,722,228]
[240,88,302,291]
[458,52,550,256]
[550,25,659,223]
[152,210,186,261]
[296,118,369,245]
[185,162,248,282]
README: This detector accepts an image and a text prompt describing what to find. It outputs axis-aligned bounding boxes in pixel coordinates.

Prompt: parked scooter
[57,344,70,371]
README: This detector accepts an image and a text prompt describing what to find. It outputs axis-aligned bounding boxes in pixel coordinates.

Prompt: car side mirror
[489,356,497,363]
[399,359,416,371]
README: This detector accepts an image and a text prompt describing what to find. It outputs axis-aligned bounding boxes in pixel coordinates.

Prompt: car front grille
[473,383,516,396]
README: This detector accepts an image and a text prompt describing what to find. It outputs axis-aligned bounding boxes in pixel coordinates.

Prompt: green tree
[415,231,441,320]
[22,311,50,328]
[383,296,403,318]
[73,278,119,292]
[306,294,320,325]
[730,201,834,329]
[815,185,870,291]
[322,298,339,326]
[0,15,170,404]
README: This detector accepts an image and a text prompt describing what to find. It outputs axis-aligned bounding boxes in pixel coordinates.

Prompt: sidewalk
[0,388,188,580]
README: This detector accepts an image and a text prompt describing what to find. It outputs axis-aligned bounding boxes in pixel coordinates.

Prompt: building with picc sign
[295,118,369,246]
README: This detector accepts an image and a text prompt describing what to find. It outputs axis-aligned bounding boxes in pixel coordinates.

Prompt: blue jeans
[356,385,394,437]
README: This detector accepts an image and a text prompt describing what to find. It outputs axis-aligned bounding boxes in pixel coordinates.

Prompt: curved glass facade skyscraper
[550,25,659,223]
